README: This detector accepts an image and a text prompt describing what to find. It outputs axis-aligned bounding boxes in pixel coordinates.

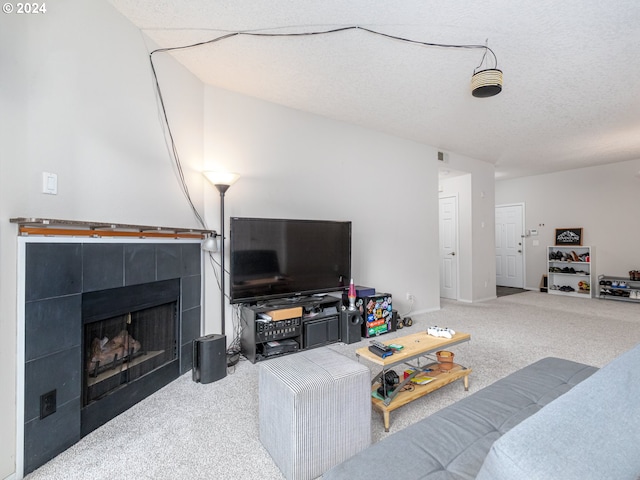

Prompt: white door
[439,196,458,299]
[495,204,524,288]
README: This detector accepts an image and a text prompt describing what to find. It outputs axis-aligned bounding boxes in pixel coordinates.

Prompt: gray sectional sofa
[323,343,640,480]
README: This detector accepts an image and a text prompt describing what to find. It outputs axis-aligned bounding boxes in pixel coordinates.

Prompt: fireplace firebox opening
[81,279,180,436]
[83,301,177,407]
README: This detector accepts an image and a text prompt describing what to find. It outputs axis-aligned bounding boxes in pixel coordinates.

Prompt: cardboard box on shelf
[265,307,302,321]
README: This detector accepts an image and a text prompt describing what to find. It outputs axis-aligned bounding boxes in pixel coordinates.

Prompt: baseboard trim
[474,295,499,303]
[405,306,440,316]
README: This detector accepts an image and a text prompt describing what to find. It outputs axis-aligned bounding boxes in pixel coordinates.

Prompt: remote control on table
[368,345,393,358]
[370,340,391,351]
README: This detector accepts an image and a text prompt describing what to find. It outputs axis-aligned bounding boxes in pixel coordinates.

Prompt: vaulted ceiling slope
[108,0,640,180]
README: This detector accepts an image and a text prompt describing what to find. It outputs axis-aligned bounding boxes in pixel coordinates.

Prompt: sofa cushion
[476,343,640,480]
[323,357,596,480]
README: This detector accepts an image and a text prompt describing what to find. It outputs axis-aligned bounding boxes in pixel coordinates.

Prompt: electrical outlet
[406,293,415,301]
[40,389,57,419]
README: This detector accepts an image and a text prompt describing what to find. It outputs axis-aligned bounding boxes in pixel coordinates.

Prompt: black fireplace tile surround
[82,244,124,292]
[124,244,157,285]
[181,306,201,347]
[180,306,201,372]
[25,243,82,302]
[24,347,81,423]
[24,394,80,474]
[23,241,202,474]
[180,242,201,276]
[157,244,182,280]
[181,274,202,311]
[25,294,82,362]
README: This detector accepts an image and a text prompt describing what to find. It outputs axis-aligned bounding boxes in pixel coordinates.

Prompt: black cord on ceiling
[148,25,498,228]
[150,26,499,69]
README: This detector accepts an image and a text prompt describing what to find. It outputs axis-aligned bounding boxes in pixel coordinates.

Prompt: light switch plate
[42,172,58,195]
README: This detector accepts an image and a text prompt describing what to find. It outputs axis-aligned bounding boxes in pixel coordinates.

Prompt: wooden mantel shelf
[10,217,216,240]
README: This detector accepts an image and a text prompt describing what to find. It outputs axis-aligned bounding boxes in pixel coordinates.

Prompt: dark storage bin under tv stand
[239,295,343,363]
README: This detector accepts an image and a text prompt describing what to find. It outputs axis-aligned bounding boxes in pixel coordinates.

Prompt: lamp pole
[203,171,239,353]
[215,183,230,337]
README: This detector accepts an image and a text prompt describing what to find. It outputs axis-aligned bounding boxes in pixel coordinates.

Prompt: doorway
[495,204,525,288]
[439,195,458,299]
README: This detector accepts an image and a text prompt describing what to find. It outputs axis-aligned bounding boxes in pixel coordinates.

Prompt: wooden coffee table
[355,331,471,431]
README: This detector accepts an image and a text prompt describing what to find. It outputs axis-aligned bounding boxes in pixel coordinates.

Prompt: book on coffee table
[404,369,435,385]
[411,372,436,385]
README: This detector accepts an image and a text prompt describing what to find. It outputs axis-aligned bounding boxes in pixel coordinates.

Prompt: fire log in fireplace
[87,328,142,376]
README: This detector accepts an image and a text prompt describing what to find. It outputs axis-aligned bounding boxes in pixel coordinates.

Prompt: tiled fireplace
[20,239,203,475]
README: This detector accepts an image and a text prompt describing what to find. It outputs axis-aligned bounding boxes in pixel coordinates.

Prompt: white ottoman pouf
[259,347,371,480]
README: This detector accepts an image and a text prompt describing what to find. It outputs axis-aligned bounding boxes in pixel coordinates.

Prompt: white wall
[496,159,640,290]
[439,154,496,303]
[202,86,444,335]
[467,159,498,302]
[0,1,205,477]
[0,13,29,480]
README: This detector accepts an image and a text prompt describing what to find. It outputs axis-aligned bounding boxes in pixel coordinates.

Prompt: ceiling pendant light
[471,68,503,97]
[471,42,502,98]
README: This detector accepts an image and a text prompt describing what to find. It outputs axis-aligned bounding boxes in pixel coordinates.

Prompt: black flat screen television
[230,217,351,304]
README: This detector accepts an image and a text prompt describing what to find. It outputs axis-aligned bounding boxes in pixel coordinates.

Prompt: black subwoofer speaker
[340,310,363,344]
[192,334,227,384]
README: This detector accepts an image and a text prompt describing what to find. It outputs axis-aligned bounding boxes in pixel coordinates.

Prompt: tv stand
[240,295,343,363]
[259,294,332,308]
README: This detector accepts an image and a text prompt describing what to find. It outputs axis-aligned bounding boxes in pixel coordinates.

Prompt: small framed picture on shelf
[555,228,582,246]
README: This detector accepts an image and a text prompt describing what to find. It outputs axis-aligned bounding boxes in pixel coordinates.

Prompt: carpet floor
[25,292,640,480]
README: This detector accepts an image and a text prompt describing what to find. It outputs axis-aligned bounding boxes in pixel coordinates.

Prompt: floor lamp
[203,171,240,344]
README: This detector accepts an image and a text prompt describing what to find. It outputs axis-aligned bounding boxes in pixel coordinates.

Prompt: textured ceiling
[108,0,640,180]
